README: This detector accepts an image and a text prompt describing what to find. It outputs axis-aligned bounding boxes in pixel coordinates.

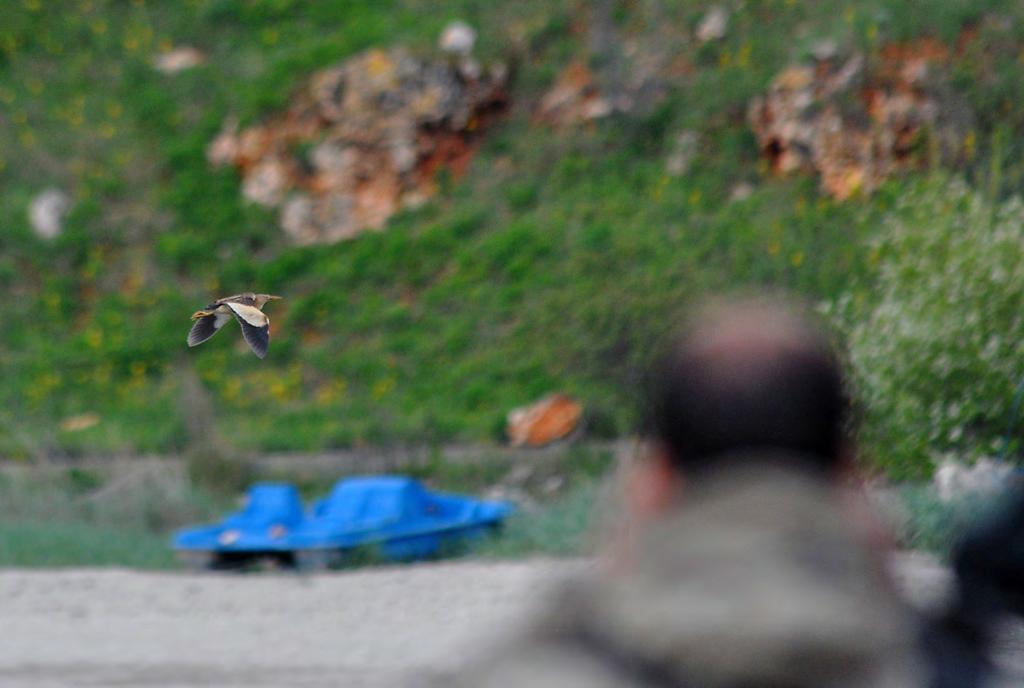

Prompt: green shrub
[834,177,1024,477]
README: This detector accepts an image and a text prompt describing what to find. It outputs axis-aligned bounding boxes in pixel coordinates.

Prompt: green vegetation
[0,463,229,568]
[835,178,1024,478]
[0,520,173,568]
[476,479,603,558]
[3,0,1024,482]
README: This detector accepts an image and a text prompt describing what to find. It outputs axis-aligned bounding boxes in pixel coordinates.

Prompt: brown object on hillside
[506,393,583,447]
[748,40,973,200]
[537,61,613,125]
[209,46,507,244]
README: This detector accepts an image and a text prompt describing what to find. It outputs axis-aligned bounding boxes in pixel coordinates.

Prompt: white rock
[696,6,729,43]
[280,194,315,243]
[242,157,289,207]
[28,188,71,239]
[665,130,699,176]
[810,38,839,62]
[933,456,1013,502]
[153,46,206,74]
[439,21,476,56]
[729,181,755,202]
[541,475,566,495]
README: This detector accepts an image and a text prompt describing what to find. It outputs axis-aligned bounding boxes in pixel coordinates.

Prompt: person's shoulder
[450,636,628,688]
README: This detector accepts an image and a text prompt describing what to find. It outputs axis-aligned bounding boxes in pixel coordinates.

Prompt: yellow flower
[372,377,396,400]
[262,28,279,45]
[85,327,103,349]
[19,130,35,147]
[93,364,111,386]
[27,78,43,94]
[790,251,805,268]
[222,378,241,402]
[315,379,348,405]
[11,111,27,124]
[98,122,117,139]
[0,35,19,55]
[963,131,976,160]
[736,43,751,69]
[91,19,108,35]
[651,175,669,201]
[767,240,781,256]
[269,380,289,401]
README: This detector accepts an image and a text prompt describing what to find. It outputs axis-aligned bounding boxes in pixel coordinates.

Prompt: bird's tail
[191,309,215,320]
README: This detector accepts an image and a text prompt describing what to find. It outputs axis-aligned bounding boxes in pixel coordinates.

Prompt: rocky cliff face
[209,45,507,245]
[749,40,973,200]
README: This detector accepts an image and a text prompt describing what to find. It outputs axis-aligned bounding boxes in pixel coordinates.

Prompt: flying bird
[187,293,282,359]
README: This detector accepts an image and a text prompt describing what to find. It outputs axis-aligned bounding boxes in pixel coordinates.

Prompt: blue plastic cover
[172,476,514,560]
[173,483,304,551]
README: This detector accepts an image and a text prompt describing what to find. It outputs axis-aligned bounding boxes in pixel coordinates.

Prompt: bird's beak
[266,295,283,300]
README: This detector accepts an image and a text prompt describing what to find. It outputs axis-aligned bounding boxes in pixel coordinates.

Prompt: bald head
[646,298,848,474]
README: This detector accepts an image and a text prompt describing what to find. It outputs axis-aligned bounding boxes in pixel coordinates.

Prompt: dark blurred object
[925,485,1024,687]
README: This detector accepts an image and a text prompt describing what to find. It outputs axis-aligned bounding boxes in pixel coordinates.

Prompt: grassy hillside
[3,1,1024,470]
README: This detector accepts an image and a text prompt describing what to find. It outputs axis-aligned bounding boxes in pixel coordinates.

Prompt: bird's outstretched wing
[187,310,231,347]
[225,301,270,359]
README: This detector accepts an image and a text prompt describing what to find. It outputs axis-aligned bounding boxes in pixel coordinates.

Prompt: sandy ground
[1,554,1022,687]
[0,559,585,687]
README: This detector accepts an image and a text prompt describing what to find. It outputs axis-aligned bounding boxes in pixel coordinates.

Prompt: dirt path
[1,554,1021,687]
[0,559,584,687]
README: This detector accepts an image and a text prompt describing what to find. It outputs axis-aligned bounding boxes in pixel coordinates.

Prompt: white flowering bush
[835,177,1024,478]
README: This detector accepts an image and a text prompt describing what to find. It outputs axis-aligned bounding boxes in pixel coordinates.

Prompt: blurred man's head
[644,296,849,477]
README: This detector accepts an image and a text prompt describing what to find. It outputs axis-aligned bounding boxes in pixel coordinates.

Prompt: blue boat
[173,483,305,568]
[172,476,513,569]
[287,476,513,568]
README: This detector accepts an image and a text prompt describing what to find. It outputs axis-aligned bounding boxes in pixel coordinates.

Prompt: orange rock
[506,394,583,448]
[60,413,100,432]
[749,45,972,200]
[537,61,612,125]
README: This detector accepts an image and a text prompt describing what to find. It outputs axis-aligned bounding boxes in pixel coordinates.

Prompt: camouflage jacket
[452,460,924,687]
